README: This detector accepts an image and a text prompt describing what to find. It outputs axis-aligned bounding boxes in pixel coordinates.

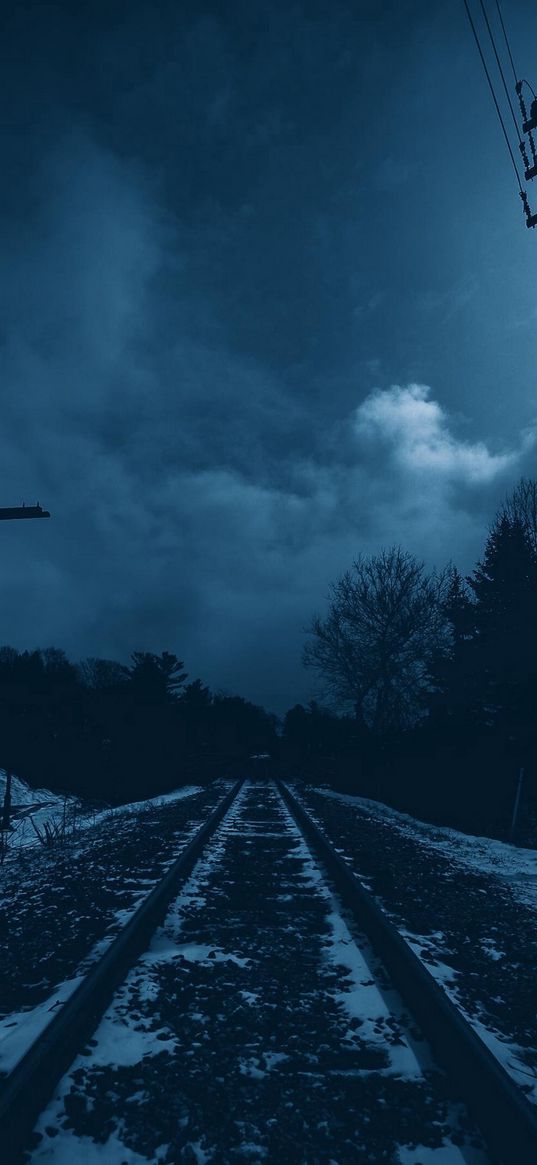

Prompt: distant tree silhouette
[500,477,537,553]
[444,567,476,644]
[78,657,130,690]
[304,548,450,733]
[211,694,277,756]
[181,679,212,708]
[40,647,80,687]
[283,701,357,762]
[468,515,537,745]
[0,644,279,803]
[283,704,310,752]
[129,652,188,704]
[295,500,537,832]
[428,566,476,727]
[179,680,213,751]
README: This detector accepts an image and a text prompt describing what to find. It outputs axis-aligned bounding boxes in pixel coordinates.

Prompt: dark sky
[1,0,537,711]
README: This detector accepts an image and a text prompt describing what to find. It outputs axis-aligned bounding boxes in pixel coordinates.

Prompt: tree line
[0,649,277,803]
[286,478,537,834]
[5,476,537,832]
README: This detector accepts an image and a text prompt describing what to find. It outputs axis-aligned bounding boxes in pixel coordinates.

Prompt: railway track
[1,779,535,1163]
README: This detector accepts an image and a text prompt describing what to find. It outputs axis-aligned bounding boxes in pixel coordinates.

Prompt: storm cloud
[2,0,537,710]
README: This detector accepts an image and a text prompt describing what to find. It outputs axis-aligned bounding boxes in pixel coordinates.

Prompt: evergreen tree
[500,477,537,554]
[78,657,130,690]
[181,679,212,708]
[468,516,537,742]
[129,652,188,704]
[180,680,213,750]
[428,567,476,726]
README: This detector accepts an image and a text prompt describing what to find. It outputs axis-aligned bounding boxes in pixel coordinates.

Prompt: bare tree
[304,547,450,732]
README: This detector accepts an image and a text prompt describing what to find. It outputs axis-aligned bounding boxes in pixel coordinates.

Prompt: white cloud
[354,383,528,483]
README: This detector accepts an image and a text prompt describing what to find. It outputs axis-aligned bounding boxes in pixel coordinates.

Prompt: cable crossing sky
[463,0,537,227]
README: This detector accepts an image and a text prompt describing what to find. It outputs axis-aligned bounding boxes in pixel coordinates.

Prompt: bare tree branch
[303,547,450,732]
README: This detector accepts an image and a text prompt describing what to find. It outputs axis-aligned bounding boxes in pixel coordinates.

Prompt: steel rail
[0,779,243,1165]
[277,780,537,1165]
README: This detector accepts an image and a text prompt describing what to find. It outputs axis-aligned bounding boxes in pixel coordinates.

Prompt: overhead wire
[477,0,523,146]
[494,0,519,86]
[462,0,524,193]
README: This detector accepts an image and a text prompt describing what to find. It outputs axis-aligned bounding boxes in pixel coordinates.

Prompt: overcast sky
[1,0,537,711]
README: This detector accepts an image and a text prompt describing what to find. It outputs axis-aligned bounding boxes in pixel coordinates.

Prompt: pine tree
[428,567,476,727]
[468,516,537,740]
[129,652,188,704]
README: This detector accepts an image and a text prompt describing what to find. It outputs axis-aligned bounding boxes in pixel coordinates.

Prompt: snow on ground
[398,923,537,1100]
[30,781,489,1164]
[0,768,201,852]
[276,794,425,1081]
[302,784,537,1107]
[313,787,537,912]
[0,771,65,849]
[0,770,61,807]
[0,976,84,1075]
[0,768,202,851]
[27,1127,167,1165]
[0,784,230,1075]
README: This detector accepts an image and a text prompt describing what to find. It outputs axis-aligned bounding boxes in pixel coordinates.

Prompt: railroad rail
[1,778,536,1163]
[0,779,243,1164]
[277,781,537,1165]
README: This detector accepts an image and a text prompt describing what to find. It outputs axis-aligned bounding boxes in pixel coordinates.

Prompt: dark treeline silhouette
[290,479,537,837]
[0,649,277,804]
[5,477,537,833]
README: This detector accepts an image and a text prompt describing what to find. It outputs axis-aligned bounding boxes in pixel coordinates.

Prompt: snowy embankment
[314,788,537,912]
[0,782,229,1076]
[0,769,202,851]
[303,784,537,1105]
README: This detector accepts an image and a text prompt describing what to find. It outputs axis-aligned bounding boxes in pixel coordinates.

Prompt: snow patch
[312,787,537,912]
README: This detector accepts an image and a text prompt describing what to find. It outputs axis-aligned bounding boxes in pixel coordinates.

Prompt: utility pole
[509,766,525,844]
[0,501,51,835]
[1,772,12,832]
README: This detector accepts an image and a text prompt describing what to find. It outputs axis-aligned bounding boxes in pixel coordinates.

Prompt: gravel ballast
[300,784,537,1101]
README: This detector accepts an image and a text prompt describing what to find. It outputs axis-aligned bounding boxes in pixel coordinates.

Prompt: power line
[477,0,522,146]
[462,0,523,192]
[494,0,519,86]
